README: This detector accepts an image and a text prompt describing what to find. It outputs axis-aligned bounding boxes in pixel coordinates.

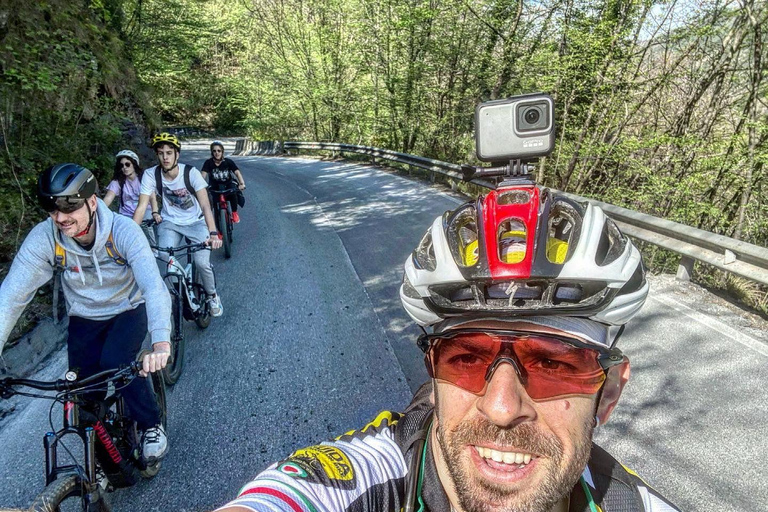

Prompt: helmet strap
[74,201,96,239]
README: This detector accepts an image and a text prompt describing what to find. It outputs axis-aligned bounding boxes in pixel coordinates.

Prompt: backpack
[54,231,127,272]
[154,163,197,200]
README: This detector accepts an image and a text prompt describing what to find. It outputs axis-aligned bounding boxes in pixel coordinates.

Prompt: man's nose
[476,361,536,428]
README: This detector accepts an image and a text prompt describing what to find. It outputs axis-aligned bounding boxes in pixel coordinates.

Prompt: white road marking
[650,293,768,358]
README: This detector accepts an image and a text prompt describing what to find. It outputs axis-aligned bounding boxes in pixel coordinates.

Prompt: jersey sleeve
[106,180,121,196]
[140,167,157,196]
[112,216,171,344]
[0,223,56,352]
[188,167,208,192]
[225,158,240,172]
[216,412,407,512]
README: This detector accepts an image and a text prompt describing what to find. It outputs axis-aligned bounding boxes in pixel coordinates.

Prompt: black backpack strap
[155,166,163,198]
[182,164,197,198]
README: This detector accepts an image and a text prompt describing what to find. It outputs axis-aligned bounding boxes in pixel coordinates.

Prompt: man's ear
[595,357,630,426]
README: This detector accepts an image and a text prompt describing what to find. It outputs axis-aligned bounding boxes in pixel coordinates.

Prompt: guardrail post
[430,171,435,183]
[676,256,695,282]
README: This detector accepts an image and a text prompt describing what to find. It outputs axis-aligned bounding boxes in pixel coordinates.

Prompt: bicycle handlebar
[0,362,142,397]
[150,242,210,255]
[211,187,239,196]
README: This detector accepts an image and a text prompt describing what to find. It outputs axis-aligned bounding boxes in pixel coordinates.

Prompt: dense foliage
[1,0,766,295]
[0,0,155,261]
[123,0,766,252]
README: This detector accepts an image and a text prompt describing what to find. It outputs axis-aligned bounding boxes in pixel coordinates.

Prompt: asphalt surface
[1,142,766,511]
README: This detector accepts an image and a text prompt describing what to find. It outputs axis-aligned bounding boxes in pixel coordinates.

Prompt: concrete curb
[0,317,68,378]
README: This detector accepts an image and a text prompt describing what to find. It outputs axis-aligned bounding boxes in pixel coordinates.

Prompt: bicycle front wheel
[140,371,167,479]
[226,202,234,243]
[162,284,186,385]
[219,207,231,258]
[29,475,111,512]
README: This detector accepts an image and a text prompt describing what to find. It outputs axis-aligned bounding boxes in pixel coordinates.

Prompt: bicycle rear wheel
[162,283,186,385]
[29,475,111,512]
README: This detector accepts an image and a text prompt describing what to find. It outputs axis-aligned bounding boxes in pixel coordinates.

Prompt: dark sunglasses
[418,329,624,401]
[40,196,87,214]
[120,161,134,168]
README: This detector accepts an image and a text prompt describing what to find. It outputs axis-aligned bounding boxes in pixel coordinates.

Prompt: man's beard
[436,412,593,512]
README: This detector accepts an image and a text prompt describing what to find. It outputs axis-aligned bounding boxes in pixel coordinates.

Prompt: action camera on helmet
[475,93,555,162]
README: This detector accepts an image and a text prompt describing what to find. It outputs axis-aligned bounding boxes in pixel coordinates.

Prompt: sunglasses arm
[598,347,625,371]
[416,333,431,354]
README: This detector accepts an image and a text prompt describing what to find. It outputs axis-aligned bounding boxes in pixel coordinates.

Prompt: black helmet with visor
[37,164,97,213]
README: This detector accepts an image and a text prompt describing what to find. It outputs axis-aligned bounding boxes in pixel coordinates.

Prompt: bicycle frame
[155,243,209,322]
[212,188,236,225]
[0,365,148,510]
[44,392,135,488]
[165,257,204,318]
[212,188,237,215]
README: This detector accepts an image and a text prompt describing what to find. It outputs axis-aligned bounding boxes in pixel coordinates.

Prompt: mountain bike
[151,242,212,385]
[211,187,238,259]
[0,356,166,512]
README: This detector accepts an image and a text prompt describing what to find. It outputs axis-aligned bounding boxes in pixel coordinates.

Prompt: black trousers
[67,304,161,430]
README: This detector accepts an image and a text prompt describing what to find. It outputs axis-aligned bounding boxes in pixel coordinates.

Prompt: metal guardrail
[259,139,768,286]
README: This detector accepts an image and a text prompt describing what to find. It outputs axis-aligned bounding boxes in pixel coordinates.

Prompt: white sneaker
[208,294,223,317]
[141,425,168,462]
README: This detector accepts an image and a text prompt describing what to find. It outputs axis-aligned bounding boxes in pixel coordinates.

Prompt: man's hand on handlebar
[207,232,223,250]
[140,342,171,377]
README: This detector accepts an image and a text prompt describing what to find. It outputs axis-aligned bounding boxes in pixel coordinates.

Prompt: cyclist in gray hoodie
[0,163,173,463]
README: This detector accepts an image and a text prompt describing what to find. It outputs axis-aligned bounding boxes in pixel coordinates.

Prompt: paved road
[1,144,766,511]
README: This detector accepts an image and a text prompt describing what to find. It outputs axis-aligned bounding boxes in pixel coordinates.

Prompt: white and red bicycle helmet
[400,182,648,344]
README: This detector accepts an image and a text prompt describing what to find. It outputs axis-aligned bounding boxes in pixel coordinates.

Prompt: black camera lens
[524,108,540,125]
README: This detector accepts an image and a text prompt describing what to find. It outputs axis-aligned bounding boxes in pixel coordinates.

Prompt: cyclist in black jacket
[201,141,246,224]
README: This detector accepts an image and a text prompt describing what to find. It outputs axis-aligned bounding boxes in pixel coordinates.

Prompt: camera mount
[461,159,535,188]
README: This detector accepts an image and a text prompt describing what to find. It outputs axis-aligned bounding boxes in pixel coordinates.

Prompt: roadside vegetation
[0,0,765,334]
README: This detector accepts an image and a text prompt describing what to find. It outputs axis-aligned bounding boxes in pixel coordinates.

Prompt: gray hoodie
[0,199,171,353]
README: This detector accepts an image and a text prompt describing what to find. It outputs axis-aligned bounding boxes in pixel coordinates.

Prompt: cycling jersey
[220,383,679,512]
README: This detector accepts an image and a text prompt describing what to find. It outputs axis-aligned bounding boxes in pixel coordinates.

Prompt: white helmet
[115,149,139,163]
[400,183,648,345]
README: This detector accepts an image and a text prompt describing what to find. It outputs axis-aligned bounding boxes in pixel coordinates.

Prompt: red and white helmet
[400,183,648,340]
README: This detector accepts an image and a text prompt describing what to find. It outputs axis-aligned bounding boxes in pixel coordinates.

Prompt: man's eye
[531,358,577,372]
[446,353,484,366]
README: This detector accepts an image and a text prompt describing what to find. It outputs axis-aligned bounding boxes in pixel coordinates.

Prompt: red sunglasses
[417,329,624,401]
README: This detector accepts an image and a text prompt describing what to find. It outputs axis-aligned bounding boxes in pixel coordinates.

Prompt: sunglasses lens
[39,196,58,212]
[427,332,607,400]
[41,197,85,214]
